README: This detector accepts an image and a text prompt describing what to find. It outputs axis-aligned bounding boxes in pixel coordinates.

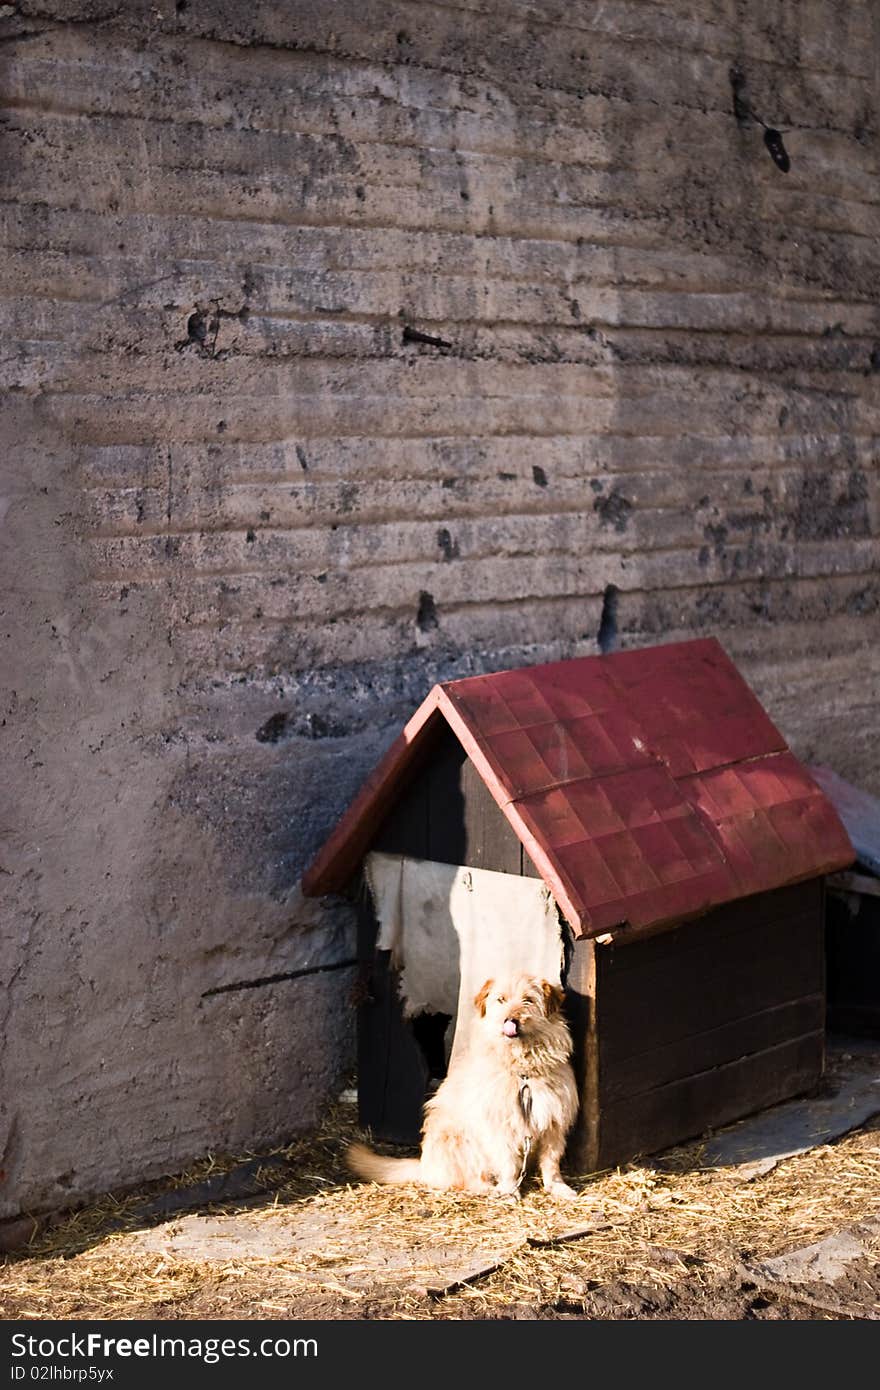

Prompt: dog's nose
[503,1018,519,1037]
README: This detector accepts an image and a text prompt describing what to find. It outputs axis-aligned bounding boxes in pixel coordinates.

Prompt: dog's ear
[541,980,565,1016]
[474,979,493,1016]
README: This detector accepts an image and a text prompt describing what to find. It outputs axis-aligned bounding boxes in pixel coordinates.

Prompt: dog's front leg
[536,1136,576,1200]
[489,1152,524,1199]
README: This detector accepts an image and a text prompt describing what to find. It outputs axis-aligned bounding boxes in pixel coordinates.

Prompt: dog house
[302,638,854,1171]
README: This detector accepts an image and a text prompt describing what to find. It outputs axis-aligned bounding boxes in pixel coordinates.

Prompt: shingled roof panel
[479,710,651,800]
[302,638,854,938]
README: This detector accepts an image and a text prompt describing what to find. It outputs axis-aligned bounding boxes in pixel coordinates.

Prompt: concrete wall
[1,0,878,1218]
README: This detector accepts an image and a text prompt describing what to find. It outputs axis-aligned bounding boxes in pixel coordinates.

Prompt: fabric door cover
[364,852,565,1062]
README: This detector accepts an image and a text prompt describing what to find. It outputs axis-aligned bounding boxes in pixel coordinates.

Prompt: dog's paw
[492,1182,521,1201]
[545,1180,578,1200]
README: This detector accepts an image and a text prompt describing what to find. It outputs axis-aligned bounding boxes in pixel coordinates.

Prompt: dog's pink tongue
[502,1020,518,1037]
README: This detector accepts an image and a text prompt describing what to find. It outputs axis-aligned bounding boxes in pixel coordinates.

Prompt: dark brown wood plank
[426,731,468,864]
[563,937,600,1173]
[595,1031,825,1171]
[355,891,428,1144]
[602,994,825,1103]
[372,764,429,858]
[597,907,824,1059]
[600,880,823,974]
[460,756,522,873]
[355,882,390,1129]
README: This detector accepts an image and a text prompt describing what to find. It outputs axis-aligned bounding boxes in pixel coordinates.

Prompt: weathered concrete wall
[1,0,878,1217]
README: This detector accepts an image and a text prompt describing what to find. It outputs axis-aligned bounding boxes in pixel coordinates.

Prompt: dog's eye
[496,994,506,1004]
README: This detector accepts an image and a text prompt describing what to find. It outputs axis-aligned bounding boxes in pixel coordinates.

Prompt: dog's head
[473,974,566,1044]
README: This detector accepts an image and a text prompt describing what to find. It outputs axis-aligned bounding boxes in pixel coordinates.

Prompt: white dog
[347,974,579,1198]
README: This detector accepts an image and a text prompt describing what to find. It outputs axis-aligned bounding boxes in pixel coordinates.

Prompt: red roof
[301,638,853,939]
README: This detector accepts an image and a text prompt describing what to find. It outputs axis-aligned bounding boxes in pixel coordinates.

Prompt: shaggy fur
[347,974,579,1198]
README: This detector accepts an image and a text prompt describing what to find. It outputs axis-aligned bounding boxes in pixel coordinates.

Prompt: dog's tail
[346,1142,424,1186]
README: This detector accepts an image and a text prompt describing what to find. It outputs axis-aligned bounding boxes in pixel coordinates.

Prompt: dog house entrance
[364,851,565,1076]
[410,1010,453,1082]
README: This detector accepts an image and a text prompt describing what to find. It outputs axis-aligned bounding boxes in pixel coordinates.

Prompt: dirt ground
[3,1054,880,1322]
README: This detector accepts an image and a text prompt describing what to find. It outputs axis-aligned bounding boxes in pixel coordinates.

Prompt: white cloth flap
[364,851,564,1060]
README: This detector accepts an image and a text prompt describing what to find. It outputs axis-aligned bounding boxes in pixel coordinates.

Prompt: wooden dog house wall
[303,639,854,1173]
